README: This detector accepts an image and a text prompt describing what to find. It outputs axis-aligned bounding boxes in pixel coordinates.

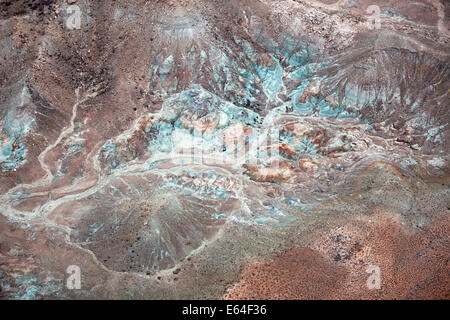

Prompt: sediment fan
[0,0,448,299]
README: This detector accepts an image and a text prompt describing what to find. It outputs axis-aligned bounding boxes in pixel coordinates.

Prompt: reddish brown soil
[225,213,449,299]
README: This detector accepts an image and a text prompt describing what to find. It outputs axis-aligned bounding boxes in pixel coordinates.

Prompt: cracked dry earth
[0,0,449,299]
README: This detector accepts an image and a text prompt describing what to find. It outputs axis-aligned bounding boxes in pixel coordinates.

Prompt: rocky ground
[0,0,448,299]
